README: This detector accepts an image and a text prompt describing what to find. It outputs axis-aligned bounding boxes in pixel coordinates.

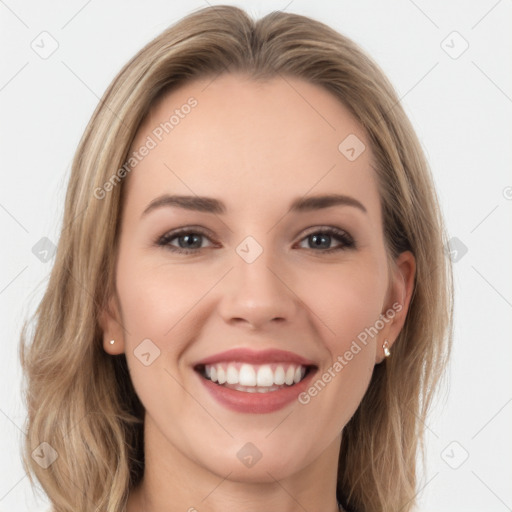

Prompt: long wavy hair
[19,5,453,512]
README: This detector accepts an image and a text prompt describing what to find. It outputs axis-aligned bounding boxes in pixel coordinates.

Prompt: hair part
[20,5,452,512]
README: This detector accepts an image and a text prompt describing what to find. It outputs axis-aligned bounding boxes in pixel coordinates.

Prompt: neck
[127,415,342,512]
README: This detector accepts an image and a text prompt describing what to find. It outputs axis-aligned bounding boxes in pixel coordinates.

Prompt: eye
[156,226,355,255]
[296,227,355,253]
[156,228,216,254]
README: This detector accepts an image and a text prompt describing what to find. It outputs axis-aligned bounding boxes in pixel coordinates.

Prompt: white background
[1,1,511,511]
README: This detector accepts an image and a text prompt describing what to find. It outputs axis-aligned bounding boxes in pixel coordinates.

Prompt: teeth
[203,362,308,387]
[285,366,295,385]
[217,366,226,384]
[239,364,256,386]
[274,365,285,385]
[256,365,274,387]
[226,365,238,384]
[231,384,282,393]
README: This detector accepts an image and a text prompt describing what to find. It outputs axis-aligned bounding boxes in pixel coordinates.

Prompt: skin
[100,73,415,512]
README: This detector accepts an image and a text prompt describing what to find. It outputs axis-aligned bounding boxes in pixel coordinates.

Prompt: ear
[98,293,126,355]
[375,250,416,364]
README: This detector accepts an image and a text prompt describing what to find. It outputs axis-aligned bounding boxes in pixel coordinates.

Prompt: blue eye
[157,229,214,254]
[156,226,355,254]
[297,228,355,252]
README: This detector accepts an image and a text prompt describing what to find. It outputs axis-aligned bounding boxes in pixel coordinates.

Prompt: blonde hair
[19,6,452,512]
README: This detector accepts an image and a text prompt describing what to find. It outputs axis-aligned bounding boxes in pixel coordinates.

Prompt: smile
[197,362,311,392]
[192,348,318,413]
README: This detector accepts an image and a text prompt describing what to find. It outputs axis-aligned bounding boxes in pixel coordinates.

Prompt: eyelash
[156,226,356,255]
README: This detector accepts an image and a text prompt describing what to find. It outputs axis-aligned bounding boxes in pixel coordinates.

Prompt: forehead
[124,73,380,218]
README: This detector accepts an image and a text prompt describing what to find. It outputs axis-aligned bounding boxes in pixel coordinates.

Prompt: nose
[218,250,300,330]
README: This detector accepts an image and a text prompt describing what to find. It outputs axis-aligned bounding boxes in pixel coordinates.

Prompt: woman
[19,5,452,512]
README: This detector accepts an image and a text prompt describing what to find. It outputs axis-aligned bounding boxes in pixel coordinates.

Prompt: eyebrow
[141,193,367,217]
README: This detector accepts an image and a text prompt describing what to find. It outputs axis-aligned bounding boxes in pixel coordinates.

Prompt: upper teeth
[205,363,306,387]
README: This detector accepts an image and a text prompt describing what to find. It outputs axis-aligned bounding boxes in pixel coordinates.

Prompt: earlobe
[99,295,126,355]
[375,250,416,364]
[382,339,391,357]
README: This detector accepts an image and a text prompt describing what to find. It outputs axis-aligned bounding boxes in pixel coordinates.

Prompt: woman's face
[102,73,414,483]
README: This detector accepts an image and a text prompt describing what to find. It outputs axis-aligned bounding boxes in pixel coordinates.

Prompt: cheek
[296,259,386,412]
[114,253,218,403]
[296,267,382,436]
[299,257,388,344]
[116,251,216,342]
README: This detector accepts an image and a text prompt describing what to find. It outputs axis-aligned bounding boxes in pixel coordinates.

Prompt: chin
[195,440,314,484]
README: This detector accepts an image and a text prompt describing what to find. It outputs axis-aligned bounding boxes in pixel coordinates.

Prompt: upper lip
[193,348,317,367]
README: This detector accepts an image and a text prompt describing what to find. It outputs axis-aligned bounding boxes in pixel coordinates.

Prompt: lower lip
[196,369,316,414]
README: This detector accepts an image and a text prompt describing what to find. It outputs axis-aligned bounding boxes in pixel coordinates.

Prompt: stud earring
[109,339,115,345]
[383,339,391,357]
